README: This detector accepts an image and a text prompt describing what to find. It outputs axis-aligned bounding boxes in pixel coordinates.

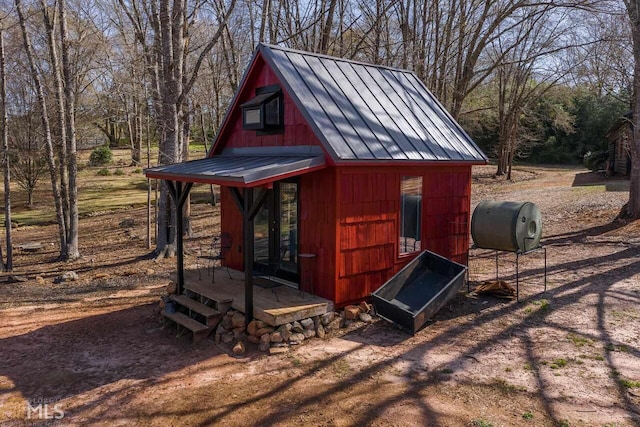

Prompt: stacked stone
[342,301,374,325]
[215,310,248,355]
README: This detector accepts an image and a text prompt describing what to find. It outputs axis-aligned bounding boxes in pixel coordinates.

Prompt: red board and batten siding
[211,55,324,154]
[298,169,338,302]
[334,165,471,307]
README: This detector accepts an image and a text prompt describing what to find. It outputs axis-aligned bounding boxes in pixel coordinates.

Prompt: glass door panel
[279,182,298,277]
[251,181,300,284]
[253,190,271,272]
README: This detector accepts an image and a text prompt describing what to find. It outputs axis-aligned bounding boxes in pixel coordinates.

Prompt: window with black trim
[400,176,422,254]
[241,85,283,132]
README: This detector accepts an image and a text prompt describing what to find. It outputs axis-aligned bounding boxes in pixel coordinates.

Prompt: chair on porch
[198,232,233,283]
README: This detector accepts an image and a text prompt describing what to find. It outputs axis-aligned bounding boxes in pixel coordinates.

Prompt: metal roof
[145,152,325,187]
[258,44,487,163]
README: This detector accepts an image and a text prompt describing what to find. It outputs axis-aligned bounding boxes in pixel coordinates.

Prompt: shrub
[89,146,113,167]
[97,168,111,176]
[133,168,142,174]
[114,168,125,176]
[583,150,608,172]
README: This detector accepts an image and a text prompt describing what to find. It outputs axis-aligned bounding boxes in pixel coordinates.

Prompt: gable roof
[213,44,487,164]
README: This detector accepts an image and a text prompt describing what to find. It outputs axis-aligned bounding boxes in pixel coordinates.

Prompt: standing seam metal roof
[145,154,325,186]
[259,44,487,163]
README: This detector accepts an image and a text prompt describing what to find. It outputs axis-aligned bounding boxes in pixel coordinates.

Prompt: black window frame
[241,85,284,133]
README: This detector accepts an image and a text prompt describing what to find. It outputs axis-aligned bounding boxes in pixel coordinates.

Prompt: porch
[175,267,333,327]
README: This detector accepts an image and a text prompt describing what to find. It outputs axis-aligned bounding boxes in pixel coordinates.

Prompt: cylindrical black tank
[471,201,542,253]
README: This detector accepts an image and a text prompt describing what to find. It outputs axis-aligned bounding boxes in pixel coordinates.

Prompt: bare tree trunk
[259,0,270,42]
[59,0,79,260]
[318,0,337,54]
[16,0,67,258]
[154,0,183,258]
[626,1,640,218]
[182,99,192,237]
[199,106,216,206]
[0,27,12,271]
[40,0,70,243]
[146,105,152,250]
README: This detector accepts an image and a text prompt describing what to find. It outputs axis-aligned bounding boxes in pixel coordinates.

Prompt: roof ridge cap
[258,43,415,75]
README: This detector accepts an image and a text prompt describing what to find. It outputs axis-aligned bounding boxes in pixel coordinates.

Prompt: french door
[253,180,299,284]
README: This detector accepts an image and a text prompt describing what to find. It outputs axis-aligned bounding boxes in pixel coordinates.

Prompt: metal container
[372,250,467,334]
[471,201,542,253]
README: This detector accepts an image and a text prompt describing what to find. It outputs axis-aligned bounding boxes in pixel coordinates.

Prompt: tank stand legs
[516,253,520,302]
[491,247,547,303]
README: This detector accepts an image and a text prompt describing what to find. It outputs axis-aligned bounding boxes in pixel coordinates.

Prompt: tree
[118,0,236,258]
[622,1,640,218]
[492,5,574,178]
[0,23,12,271]
[16,0,68,256]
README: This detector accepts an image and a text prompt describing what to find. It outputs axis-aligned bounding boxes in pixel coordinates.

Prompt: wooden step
[162,310,210,342]
[170,295,220,318]
[170,294,223,327]
[185,282,233,305]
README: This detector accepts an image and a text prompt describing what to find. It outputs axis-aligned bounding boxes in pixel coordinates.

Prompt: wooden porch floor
[177,267,333,327]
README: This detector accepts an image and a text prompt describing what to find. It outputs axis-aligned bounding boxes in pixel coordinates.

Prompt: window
[241,85,283,132]
[399,176,422,254]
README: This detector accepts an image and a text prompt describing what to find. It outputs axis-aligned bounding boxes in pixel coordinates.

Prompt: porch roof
[144,149,326,187]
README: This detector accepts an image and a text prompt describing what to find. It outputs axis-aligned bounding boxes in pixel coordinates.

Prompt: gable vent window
[241,86,283,132]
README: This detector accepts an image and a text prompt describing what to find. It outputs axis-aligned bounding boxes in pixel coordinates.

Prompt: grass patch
[550,358,567,369]
[567,333,592,347]
[532,299,550,312]
[620,378,640,389]
[97,168,111,176]
[494,378,526,394]
[522,411,533,420]
[331,359,352,378]
[605,343,630,352]
[471,419,494,427]
[114,168,125,176]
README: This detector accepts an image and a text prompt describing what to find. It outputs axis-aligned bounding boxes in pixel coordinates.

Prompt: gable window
[241,85,283,132]
[400,176,422,254]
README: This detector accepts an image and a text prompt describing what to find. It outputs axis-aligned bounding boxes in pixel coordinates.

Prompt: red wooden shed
[146,44,487,320]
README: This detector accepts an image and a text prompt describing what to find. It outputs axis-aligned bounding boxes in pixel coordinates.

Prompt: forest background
[0,0,634,263]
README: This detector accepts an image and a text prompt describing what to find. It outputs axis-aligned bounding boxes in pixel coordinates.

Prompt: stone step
[162,310,210,343]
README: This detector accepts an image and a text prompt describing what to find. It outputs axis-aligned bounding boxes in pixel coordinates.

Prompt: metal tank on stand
[469,201,547,301]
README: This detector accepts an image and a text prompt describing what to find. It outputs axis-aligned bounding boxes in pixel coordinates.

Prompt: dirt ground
[1,165,639,426]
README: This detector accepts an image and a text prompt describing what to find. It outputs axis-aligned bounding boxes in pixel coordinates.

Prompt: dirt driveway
[0,166,639,426]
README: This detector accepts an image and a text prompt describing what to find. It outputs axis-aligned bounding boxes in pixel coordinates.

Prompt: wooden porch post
[230,186,268,325]
[243,187,254,323]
